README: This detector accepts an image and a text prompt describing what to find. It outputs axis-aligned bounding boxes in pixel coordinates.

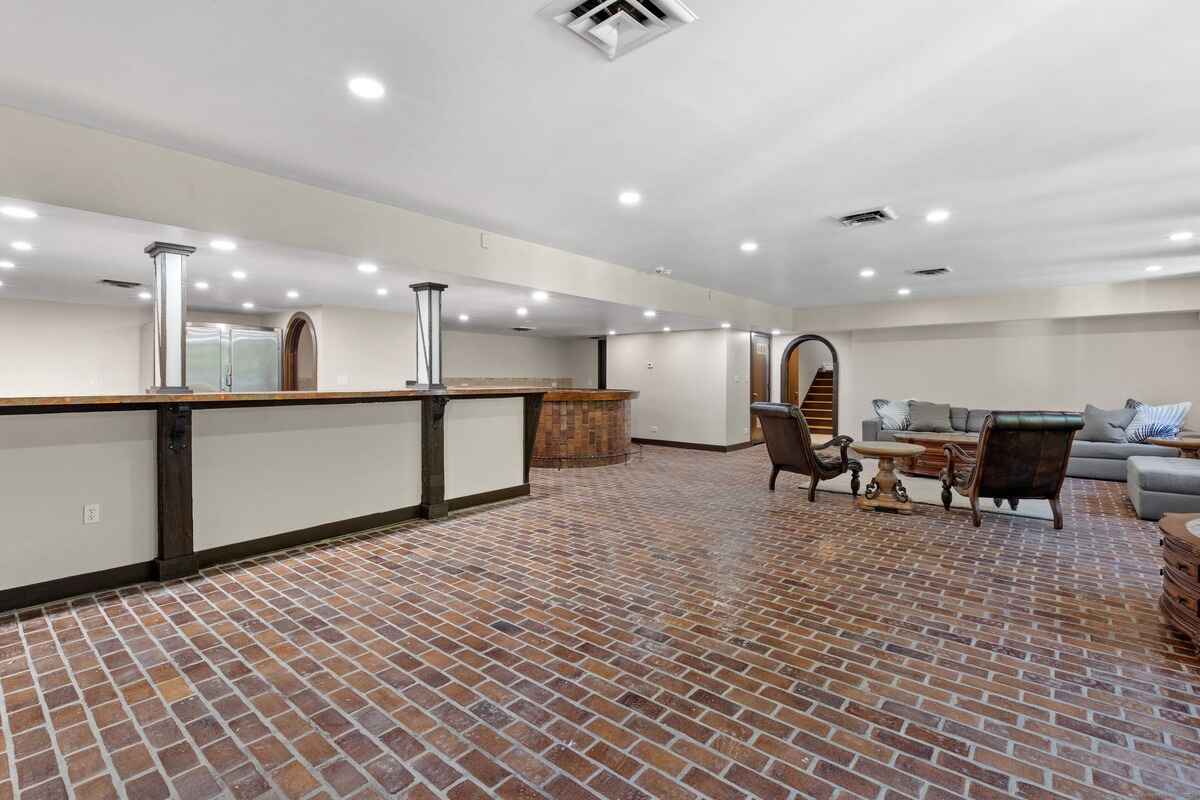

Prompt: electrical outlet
[646,361,654,369]
[650,426,659,433]
[83,504,101,525]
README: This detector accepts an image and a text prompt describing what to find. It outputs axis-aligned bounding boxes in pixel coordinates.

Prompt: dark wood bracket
[523,394,545,484]
[155,404,198,580]
[420,395,450,519]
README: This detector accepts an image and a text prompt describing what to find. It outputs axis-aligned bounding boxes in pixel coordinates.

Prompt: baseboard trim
[448,483,531,511]
[634,437,763,453]
[196,506,421,569]
[0,561,156,614]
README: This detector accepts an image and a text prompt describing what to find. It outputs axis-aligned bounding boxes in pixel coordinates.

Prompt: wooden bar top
[0,387,548,414]
[542,389,639,402]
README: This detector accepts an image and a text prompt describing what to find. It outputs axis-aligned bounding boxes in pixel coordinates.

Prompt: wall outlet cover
[647,361,654,369]
[83,504,101,525]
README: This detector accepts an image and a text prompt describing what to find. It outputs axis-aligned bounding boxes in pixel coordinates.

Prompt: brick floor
[2,445,1199,800]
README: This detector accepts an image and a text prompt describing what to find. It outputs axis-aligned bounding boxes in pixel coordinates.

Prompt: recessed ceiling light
[531,290,549,302]
[458,314,470,322]
[608,330,616,336]
[0,260,13,270]
[10,241,32,252]
[740,241,759,253]
[348,76,386,100]
[1145,265,1164,273]
[859,268,876,278]
[618,190,642,207]
[210,239,237,252]
[357,262,379,274]
[137,291,152,301]
[1169,231,1194,242]
[231,270,247,280]
[897,287,912,296]
[194,281,209,291]
[662,326,672,332]
[286,290,300,299]
[771,329,782,336]
[516,307,529,317]
[643,309,656,318]
[925,208,951,224]
[1,206,37,220]
[242,301,255,310]
[376,288,389,297]
[720,322,731,329]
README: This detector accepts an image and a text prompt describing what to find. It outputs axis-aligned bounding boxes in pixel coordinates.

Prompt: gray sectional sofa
[862,409,1184,481]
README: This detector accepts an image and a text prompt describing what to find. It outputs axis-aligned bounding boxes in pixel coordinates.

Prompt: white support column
[144,241,196,394]
[407,282,448,389]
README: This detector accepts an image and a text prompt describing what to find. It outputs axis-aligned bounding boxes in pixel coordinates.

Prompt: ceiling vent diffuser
[836,207,897,228]
[907,267,953,277]
[99,279,144,289]
[540,0,699,61]
[511,326,536,333]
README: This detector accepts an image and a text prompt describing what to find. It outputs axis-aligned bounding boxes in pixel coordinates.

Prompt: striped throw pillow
[872,399,911,431]
[1126,400,1192,443]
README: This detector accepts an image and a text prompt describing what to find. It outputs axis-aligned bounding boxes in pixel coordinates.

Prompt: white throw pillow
[872,399,911,431]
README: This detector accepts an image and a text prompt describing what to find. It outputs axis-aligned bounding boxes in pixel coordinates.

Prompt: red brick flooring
[2,445,1199,800]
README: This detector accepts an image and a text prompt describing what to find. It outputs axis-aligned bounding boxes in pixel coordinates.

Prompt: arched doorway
[283,313,318,391]
[780,335,839,437]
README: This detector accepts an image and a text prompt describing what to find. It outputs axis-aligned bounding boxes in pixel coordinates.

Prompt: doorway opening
[749,332,771,442]
[780,335,839,438]
[283,313,318,391]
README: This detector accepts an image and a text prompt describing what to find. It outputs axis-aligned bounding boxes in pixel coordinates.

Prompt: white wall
[192,404,422,550]
[0,298,593,396]
[843,313,1200,429]
[444,398,524,500]
[567,338,600,390]
[608,329,749,447]
[0,411,157,590]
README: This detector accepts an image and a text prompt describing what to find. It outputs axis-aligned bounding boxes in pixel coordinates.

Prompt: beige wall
[608,329,750,447]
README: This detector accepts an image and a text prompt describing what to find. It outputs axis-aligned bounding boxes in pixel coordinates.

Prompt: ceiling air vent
[511,326,536,333]
[836,207,897,228]
[907,267,953,277]
[99,279,144,289]
[540,0,698,61]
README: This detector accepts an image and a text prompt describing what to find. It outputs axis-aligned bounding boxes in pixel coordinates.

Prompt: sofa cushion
[872,399,910,431]
[909,401,954,432]
[1129,456,1200,495]
[966,409,990,432]
[1071,440,1179,459]
[1126,400,1192,443]
[950,406,968,432]
[1079,404,1137,443]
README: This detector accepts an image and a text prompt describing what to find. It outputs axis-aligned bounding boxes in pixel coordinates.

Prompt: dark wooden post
[420,395,450,519]
[155,404,198,580]
[523,393,545,485]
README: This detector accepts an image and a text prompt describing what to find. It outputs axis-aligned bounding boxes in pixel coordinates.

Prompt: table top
[851,441,926,458]
[1147,438,1200,449]
[892,431,979,444]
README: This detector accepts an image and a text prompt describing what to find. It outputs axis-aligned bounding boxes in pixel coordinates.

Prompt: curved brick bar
[532,389,638,468]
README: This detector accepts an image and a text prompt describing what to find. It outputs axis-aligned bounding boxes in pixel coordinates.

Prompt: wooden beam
[420,395,450,519]
[155,404,198,580]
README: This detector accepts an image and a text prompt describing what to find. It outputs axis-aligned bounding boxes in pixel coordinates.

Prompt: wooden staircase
[800,369,834,436]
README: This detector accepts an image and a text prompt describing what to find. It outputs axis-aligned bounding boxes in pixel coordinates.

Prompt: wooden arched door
[282,313,318,391]
[779,335,839,436]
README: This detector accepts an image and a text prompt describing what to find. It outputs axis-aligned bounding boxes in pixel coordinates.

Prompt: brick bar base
[532,396,632,468]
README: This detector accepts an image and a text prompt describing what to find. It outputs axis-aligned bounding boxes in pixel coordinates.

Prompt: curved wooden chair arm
[941,443,977,488]
[815,435,854,467]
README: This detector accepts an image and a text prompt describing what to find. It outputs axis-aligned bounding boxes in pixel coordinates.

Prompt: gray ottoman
[1128,456,1200,520]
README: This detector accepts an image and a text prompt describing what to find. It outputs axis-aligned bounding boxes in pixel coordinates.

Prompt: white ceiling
[0,199,722,337]
[2,1,1200,308]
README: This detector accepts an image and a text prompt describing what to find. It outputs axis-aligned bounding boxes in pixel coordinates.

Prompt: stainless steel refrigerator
[186,323,281,392]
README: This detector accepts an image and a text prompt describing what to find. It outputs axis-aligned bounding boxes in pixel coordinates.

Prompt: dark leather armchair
[751,402,862,501]
[940,411,1083,529]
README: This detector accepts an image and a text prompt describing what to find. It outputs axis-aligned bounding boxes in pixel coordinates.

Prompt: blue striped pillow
[1126,401,1191,443]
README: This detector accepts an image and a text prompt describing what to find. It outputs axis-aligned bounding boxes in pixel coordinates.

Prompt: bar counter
[532,388,639,468]
[0,387,546,611]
